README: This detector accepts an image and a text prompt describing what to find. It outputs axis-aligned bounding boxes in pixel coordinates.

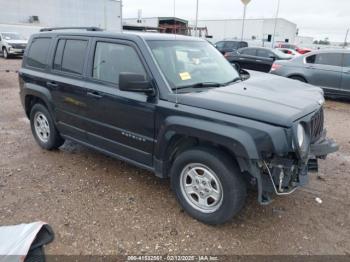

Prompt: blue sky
[123,0,350,42]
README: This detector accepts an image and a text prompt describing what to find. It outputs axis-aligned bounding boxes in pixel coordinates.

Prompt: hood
[178,71,324,127]
[7,40,28,45]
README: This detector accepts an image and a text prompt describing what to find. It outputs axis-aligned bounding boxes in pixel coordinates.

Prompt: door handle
[87,91,103,99]
[255,60,262,62]
[46,81,59,89]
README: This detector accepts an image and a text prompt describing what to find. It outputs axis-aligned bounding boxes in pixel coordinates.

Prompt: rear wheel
[289,75,307,83]
[170,147,247,225]
[30,103,64,150]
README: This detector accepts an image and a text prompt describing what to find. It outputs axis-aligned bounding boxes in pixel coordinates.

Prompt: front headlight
[297,124,305,148]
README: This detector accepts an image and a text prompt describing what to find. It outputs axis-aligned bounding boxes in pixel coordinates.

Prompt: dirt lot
[1,58,350,255]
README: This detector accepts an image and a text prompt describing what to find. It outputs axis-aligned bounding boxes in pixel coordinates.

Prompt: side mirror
[119,73,155,96]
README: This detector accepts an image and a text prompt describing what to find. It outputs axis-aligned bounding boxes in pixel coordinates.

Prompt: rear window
[240,48,256,56]
[26,38,51,69]
[256,49,273,58]
[53,39,88,75]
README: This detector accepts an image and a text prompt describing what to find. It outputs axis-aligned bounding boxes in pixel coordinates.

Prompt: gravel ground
[0,58,350,255]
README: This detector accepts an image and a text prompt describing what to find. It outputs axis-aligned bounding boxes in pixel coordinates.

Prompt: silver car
[270,49,350,99]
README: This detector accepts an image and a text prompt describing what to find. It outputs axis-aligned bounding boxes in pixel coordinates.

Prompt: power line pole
[344,28,349,48]
[120,0,123,32]
[194,0,199,37]
[271,0,281,48]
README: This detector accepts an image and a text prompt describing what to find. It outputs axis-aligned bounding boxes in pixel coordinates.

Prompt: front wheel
[170,147,247,225]
[2,48,9,59]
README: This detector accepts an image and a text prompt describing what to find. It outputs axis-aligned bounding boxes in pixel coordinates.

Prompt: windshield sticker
[179,72,191,81]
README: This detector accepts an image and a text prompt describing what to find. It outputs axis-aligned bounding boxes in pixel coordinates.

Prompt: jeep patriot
[19,28,338,224]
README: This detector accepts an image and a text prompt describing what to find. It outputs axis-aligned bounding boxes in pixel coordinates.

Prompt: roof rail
[40,27,103,32]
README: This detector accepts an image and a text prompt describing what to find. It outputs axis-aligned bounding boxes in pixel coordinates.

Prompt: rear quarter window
[25,38,52,69]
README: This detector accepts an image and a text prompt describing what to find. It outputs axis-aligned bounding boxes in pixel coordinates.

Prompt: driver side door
[84,39,156,167]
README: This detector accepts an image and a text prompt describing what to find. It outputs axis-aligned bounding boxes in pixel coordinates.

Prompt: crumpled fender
[155,116,260,161]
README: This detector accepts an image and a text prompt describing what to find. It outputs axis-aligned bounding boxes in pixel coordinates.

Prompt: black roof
[32,30,202,42]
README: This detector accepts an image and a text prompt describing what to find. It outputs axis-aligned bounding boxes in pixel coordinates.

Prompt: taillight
[270,63,282,72]
[224,52,230,58]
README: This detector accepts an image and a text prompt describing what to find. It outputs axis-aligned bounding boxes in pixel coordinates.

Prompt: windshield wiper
[173,82,223,90]
[223,77,242,86]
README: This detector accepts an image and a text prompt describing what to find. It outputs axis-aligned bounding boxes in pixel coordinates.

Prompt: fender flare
[22,83,55,118]
[155,116,260,162]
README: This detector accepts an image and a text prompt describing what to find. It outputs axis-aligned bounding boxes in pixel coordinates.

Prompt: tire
[289,75,307,83]
[30,103,64,150]
[2,47,9,59]
[170,147,247,225]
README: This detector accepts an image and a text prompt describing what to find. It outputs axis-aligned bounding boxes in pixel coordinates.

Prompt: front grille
[11,44,26,49]
[310,107,324,143]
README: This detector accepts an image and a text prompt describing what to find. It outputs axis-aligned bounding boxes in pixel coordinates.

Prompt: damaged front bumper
[254,135,339,205]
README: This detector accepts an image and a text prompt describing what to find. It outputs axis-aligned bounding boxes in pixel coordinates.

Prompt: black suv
[215,40,248,55]
[19,28,338,225]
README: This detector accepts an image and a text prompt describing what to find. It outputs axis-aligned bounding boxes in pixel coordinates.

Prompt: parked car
[275,42,312,54]
[270,49,350,99]
[19,28,338,224]
[225,47,293,72]
[277,48,300,56]
[0,32,28,59]
[296,47,312,54]
[215,40,248,55]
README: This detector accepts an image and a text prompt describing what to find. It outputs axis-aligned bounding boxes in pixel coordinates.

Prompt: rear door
[304,53,342,93]
[255,49,275,72]
[341,53,350,95]
[49,36,91,141]
[237,48,258,70]
[83,38,156,166]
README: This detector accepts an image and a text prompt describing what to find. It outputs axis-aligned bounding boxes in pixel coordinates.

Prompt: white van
[0,32,28,59]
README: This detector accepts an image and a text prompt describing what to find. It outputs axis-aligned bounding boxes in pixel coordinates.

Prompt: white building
[0,0,122,38]
[192,18,297,46]
[295,36,314,46]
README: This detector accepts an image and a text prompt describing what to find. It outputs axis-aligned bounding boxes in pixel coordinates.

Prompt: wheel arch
[154,116,259,178]
[287,74,308,83]
[22,83,54,119]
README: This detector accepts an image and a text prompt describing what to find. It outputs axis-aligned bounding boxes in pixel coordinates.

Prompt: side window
[257,49,273,58]
[315,53,343,67]
[240,48,256,56]
[92,42,147,85]
[306,55,316,64]
[215,42,224,49]
[26,38,51,69]
[53,39,88,75]
[239,42,248,48]
[343,54,350,67]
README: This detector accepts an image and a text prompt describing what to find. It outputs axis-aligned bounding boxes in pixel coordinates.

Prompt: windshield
[2,33,25,40]
[147,40,240,90]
